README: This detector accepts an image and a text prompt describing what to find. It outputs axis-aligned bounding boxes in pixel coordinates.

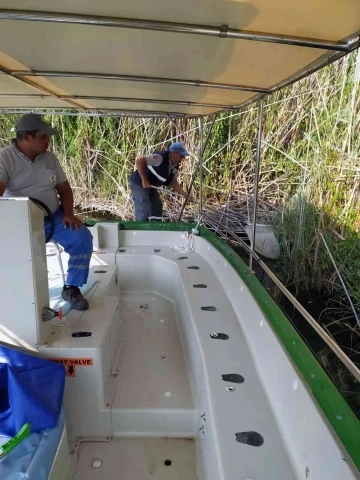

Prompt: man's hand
[62,213,83,230]
[142,179,151,189]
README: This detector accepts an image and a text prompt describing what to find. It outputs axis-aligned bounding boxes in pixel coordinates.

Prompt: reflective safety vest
[130,151,178,187]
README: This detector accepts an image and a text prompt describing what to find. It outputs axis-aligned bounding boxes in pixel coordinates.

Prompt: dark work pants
[129,181,163,221]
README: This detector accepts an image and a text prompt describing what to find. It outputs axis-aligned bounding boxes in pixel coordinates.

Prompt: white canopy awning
[0,1,358,117]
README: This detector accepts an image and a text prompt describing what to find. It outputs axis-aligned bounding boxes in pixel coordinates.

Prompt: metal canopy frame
[0,40,357,117]
[0,9,354,51]
[0,8,358,117]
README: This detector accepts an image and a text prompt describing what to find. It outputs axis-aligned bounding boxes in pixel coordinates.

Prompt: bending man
[0,113,93,311]
[129,142,190,221]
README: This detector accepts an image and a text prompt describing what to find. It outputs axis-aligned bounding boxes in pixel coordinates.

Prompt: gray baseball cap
[16,113,59,136]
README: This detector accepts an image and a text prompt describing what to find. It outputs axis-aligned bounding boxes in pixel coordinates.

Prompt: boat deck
[42,233,357,480]
[71,438,197,480]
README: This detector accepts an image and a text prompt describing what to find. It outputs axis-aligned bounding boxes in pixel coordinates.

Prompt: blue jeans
[44,208,93,287]
[129,181,163,221]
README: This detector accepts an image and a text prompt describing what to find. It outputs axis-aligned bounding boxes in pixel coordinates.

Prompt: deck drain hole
[178,256,188,260]
[235,431,264,447]
[187,266,199,270]
[210,333,229,340]
[164,392,172,398]
[226,386,235,392]
[201,306,217,311]
[92,460,102,468]
[154,249,161,252]
[222,374,244,384]
[94,270,107,273]
[71,331,92,338]
[119,249,126,252]
[193,284,207,288]
[164,460,172,466]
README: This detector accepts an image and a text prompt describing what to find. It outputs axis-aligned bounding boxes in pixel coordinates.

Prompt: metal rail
[249,98,264,271]
[8,70,269,94]
[0,92,234,110]
[0,9,352,51]
[0,107,187,118]
[198,118,204,216]
[0,66,84,110]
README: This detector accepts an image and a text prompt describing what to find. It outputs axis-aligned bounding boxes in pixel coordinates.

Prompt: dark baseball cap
[16,113,59,136]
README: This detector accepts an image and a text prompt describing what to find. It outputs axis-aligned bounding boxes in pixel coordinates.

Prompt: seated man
[0,113,93,311]
[129,142,190,221]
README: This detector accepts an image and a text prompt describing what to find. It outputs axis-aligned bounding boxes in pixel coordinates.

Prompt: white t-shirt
[145,154,179,179]
[0,142,67,213]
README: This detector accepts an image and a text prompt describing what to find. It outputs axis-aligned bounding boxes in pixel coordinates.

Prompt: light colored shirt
[145,154,179,179]
[0,141,67,213]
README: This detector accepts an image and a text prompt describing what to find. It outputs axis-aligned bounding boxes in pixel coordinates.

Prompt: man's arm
[135,157,151,189]
[0,181,6,196]
[56,180,83,230]
[170,178,188,198]
[0,154,9,196]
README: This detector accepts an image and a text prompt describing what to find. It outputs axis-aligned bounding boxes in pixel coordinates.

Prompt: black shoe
[61,286,89,311]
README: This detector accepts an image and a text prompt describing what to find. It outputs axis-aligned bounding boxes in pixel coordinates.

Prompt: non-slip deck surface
[113,292,193,410]
[110,291,195,436]
[72,438,197,480]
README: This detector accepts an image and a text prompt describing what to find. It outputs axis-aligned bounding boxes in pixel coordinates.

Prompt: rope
[171,215,202,253]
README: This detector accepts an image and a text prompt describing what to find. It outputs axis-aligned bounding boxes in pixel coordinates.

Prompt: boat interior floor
[71,437,197,480]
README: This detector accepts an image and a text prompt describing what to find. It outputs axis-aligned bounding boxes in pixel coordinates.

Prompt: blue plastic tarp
[0,407,66,480]
[0,344,65,437]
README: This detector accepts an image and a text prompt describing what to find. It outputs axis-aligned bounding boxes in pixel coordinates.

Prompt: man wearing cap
[0,113,93,311]
[129,142,190,221]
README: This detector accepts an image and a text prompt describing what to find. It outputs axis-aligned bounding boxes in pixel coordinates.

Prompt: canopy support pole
[178,115,216,221]
[198,117,204,216]
[249,98,264,272]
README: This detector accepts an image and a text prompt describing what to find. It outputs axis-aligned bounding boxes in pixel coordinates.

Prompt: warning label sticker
[49,358,93,377]
[66,365,76,377]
